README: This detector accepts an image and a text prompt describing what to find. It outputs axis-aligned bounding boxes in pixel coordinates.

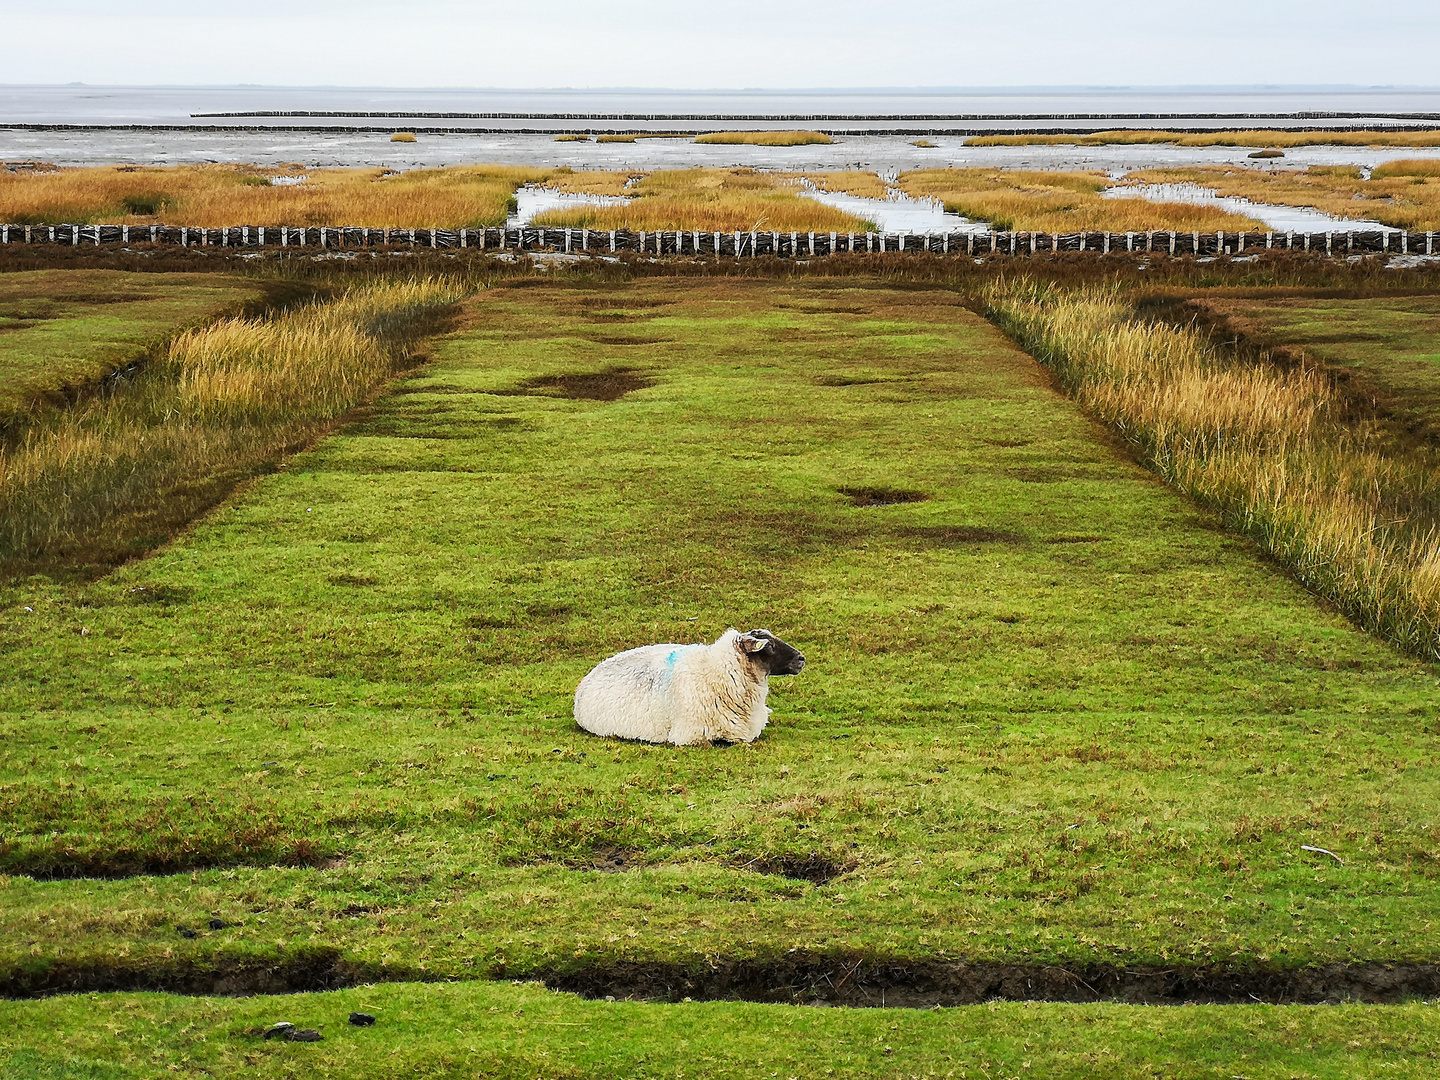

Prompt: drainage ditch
[7,951,1437,1005]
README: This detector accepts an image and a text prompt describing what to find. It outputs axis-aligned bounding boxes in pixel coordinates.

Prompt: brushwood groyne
[0,223,1433,258]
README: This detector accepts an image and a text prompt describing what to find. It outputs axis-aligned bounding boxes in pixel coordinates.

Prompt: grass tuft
[694,131,833,146]
[0,276,467,571]
[986,281,1440,660]
[390,132,417,143]
[900,168,1265,232]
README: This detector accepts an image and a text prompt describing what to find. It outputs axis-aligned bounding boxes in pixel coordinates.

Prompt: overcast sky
[3,0,1438,89]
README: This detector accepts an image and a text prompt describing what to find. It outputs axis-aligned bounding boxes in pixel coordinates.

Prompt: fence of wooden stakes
[0,222,1434,257]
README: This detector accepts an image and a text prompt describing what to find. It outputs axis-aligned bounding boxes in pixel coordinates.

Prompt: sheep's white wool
[574,629,770,745]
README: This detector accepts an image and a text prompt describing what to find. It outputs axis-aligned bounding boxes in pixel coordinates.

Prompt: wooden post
[808,231,815,256]
[1428,232,1434,255]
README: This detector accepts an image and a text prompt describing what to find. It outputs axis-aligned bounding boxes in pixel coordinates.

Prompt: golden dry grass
[594,133,690,143]
[1124,166,1440,231]
[898,169,1264,232]
[800,171,892,199]
[0,164,554,228]
[987,282,1440,659]
[0,278,465,565]
[694,131,833,146]
[1372,159,1440,179]
[529,168,871,233]
[967,129,1440,149]
[390,132,417,143]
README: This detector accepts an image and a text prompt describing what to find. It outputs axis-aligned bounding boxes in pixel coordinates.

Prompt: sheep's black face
[738,629,806,676]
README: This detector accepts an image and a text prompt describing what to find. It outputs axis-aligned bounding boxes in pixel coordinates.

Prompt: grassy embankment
[1123,162,1440,231]
[0,274,465,572]
[967,129,1440,149]
[987,282,1440,661]
[0,269,262,431]
[3,276,1438,972]
[5,982,1439,1079]
[530,168,872,232]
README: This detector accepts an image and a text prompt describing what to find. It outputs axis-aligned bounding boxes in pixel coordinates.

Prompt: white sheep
[573,628,806,745]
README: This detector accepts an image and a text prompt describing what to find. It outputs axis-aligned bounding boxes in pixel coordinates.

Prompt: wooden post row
[0,224,1418,258]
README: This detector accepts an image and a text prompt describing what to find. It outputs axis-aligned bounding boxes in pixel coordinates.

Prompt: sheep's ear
[738,631,770,653]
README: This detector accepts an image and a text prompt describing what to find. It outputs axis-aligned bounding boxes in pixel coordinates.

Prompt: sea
[3,85,1439,173]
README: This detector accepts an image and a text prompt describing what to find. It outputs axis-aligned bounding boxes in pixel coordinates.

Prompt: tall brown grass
[801,172,892,199]
[0,277,465,567]
[0,164,554,228]
[530,168,871,233]
[1125,165,1440,231]
[987,282,1440,660]
[694,131,833,146]
[899,169,1264,232]
[1372,158,1440,179]
[967,129,1440,149]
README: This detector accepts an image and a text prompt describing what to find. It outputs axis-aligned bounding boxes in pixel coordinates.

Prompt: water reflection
[797,181,986,233]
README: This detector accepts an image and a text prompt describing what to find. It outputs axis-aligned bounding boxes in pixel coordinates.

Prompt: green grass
[2,276,1438,989]
[4,273,1440,1073]
[0,270,262,428]
[4,982,1439,1079]
[1196,294,1440,445]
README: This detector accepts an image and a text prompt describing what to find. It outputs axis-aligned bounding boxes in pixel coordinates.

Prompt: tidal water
[4,84,1440,173]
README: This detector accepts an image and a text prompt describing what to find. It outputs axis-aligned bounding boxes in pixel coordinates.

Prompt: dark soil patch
[494,367,656,402]
[838,486,929,507]
[895,525,1024,546]
[0,947,420,999]
[1047,534,1106,545]
[585,335,672,346]
[123,584,194,605]
[735,853,855,884]
[815,374,899,387]
[588,847,642,872]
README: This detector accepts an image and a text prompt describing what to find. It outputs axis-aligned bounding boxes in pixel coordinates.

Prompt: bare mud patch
[494,367,657,402]
[838,486,929,507]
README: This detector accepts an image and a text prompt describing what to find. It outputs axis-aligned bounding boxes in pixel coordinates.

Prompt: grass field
[4,982,1439,1079]
[0,270,262,429]
[4,268,1440,1075]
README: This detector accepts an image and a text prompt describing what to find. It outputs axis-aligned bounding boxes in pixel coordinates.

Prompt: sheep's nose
[792,655,806,673]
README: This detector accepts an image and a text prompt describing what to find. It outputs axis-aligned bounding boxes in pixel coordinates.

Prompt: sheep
[574,628,805,746]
